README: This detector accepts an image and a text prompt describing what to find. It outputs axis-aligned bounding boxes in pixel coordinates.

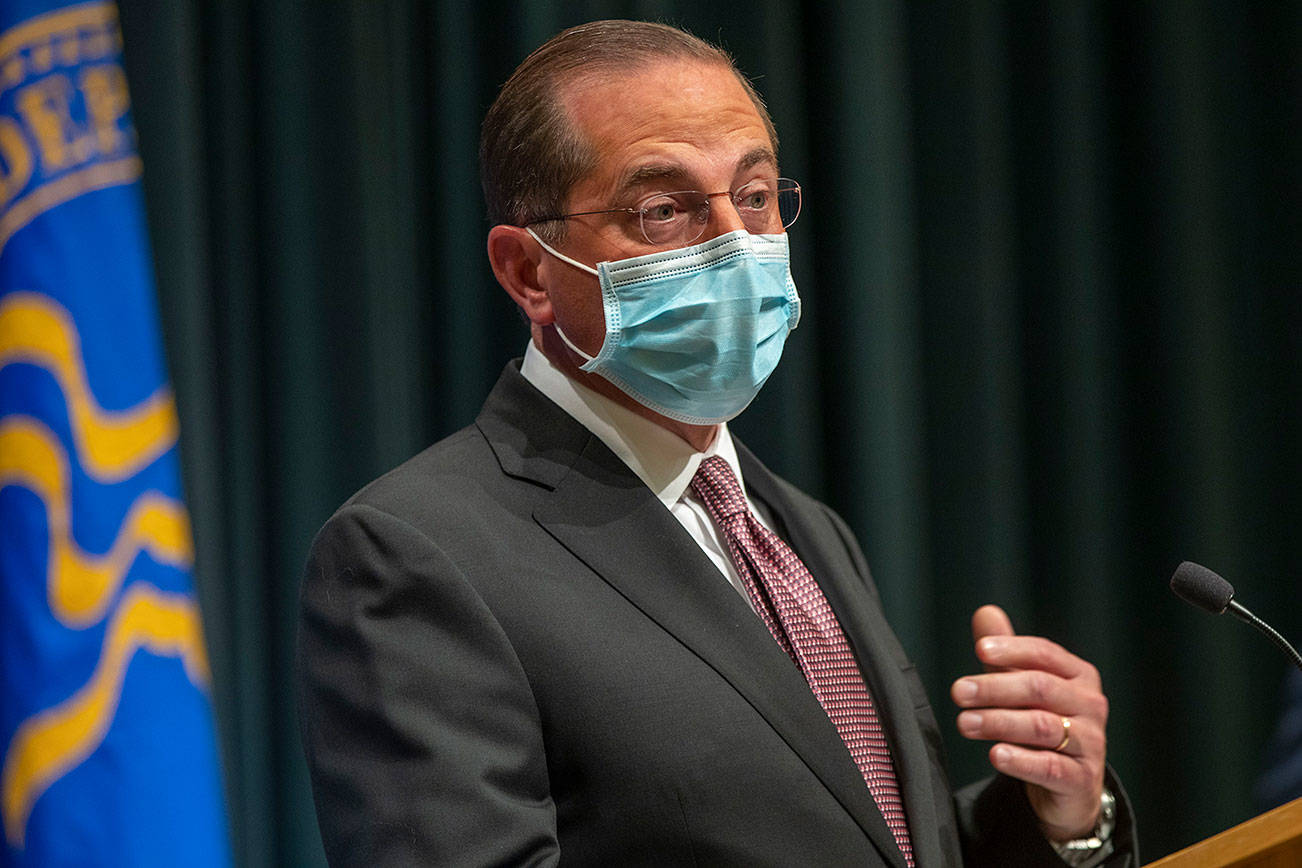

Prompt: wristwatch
[1050,787,1116,867]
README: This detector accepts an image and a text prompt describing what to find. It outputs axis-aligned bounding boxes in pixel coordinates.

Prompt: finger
[957,708,1099,756]
[971,604,1014,643]
[972,605,1015,673]
[987,742,1097,798]
[991,742,1105,839]
[951,670,1094,716]
[974,635,1103,686]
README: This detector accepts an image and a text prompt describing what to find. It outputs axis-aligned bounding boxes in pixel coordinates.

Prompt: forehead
[560,59,777,201]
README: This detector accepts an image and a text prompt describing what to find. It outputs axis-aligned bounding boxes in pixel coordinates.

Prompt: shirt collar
[520,341,746,509]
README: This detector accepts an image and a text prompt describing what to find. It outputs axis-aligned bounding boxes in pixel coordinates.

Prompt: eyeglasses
[526,178,801,247]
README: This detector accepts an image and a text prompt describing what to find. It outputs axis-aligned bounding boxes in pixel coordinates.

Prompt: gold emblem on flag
[0,1,142,256]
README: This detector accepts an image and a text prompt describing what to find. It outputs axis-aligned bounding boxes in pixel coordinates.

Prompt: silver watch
[1050,787,1116,866]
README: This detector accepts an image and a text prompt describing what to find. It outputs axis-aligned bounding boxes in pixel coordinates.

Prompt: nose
[705,190,747,237]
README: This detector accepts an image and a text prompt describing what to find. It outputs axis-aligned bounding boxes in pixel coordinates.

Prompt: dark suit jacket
[297,361,1137,867]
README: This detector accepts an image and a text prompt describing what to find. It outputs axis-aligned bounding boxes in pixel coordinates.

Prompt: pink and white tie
[691,456,914,866]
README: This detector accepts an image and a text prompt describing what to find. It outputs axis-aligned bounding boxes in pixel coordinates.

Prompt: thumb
[972,604,1015,641]
[971,604,1015,672]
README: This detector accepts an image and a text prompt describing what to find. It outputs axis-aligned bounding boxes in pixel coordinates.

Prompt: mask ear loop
[526,227,599,276]
[525,228,599,363]
[551,320,596,363]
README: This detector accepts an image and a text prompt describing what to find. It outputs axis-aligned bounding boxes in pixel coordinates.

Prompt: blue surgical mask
[528,229,801,425]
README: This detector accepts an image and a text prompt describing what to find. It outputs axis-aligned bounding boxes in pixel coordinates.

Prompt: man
[297,20,1136,867]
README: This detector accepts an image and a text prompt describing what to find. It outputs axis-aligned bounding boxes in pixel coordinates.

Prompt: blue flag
[0,2,230,864]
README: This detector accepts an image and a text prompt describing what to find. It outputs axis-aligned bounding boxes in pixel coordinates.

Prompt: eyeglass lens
[638,179,801,245]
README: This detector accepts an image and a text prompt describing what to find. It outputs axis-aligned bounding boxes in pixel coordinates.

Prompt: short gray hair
[479,19,778,242]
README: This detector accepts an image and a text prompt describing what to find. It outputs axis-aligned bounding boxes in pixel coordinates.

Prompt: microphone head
[1170,561,1235,614]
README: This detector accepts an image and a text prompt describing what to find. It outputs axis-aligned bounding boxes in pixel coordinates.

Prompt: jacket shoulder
[325,423,530,540]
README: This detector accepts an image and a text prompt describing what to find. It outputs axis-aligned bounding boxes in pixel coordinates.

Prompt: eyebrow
[737,147,779,175]
[618,164,690,195]
[615,147,780,197]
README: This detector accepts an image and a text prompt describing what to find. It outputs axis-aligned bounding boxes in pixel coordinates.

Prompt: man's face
[539,59,780,358]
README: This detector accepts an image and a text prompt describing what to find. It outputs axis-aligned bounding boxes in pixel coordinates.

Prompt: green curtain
[117,1,1300,864]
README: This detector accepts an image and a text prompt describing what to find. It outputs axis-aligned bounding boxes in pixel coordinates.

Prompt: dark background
[116,1,1300,864]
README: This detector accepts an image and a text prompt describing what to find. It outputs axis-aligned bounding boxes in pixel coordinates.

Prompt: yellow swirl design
[0,291,178,482]
[0,285,204,848]
[1,583,209,846]
[0,416,192,627]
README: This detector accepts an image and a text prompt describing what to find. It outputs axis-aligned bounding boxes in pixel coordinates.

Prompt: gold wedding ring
[1053,717,1071,752]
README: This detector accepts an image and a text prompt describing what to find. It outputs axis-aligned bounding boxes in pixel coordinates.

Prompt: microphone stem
[1227,599,1302,673]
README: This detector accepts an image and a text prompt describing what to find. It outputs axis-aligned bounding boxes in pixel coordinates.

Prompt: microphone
[1170,561,1302,673]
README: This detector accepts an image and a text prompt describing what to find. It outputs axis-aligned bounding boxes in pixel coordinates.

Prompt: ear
[487,225,554,325]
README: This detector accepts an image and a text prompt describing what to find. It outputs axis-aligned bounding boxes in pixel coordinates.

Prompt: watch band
[1050,787,1116,866]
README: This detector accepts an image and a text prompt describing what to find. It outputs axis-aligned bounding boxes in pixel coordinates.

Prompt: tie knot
[690,455,749,519]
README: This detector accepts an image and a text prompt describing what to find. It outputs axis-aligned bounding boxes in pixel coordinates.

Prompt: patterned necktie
[690,456,914,866]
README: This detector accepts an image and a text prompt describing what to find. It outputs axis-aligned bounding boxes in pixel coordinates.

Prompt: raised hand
[951,605,1108,840]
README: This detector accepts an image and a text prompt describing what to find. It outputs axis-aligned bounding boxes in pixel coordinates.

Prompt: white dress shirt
[520,341,777,607]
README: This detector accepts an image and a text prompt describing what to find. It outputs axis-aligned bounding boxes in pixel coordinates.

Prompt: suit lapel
[738,444,945,868]
[477,364,909,866]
